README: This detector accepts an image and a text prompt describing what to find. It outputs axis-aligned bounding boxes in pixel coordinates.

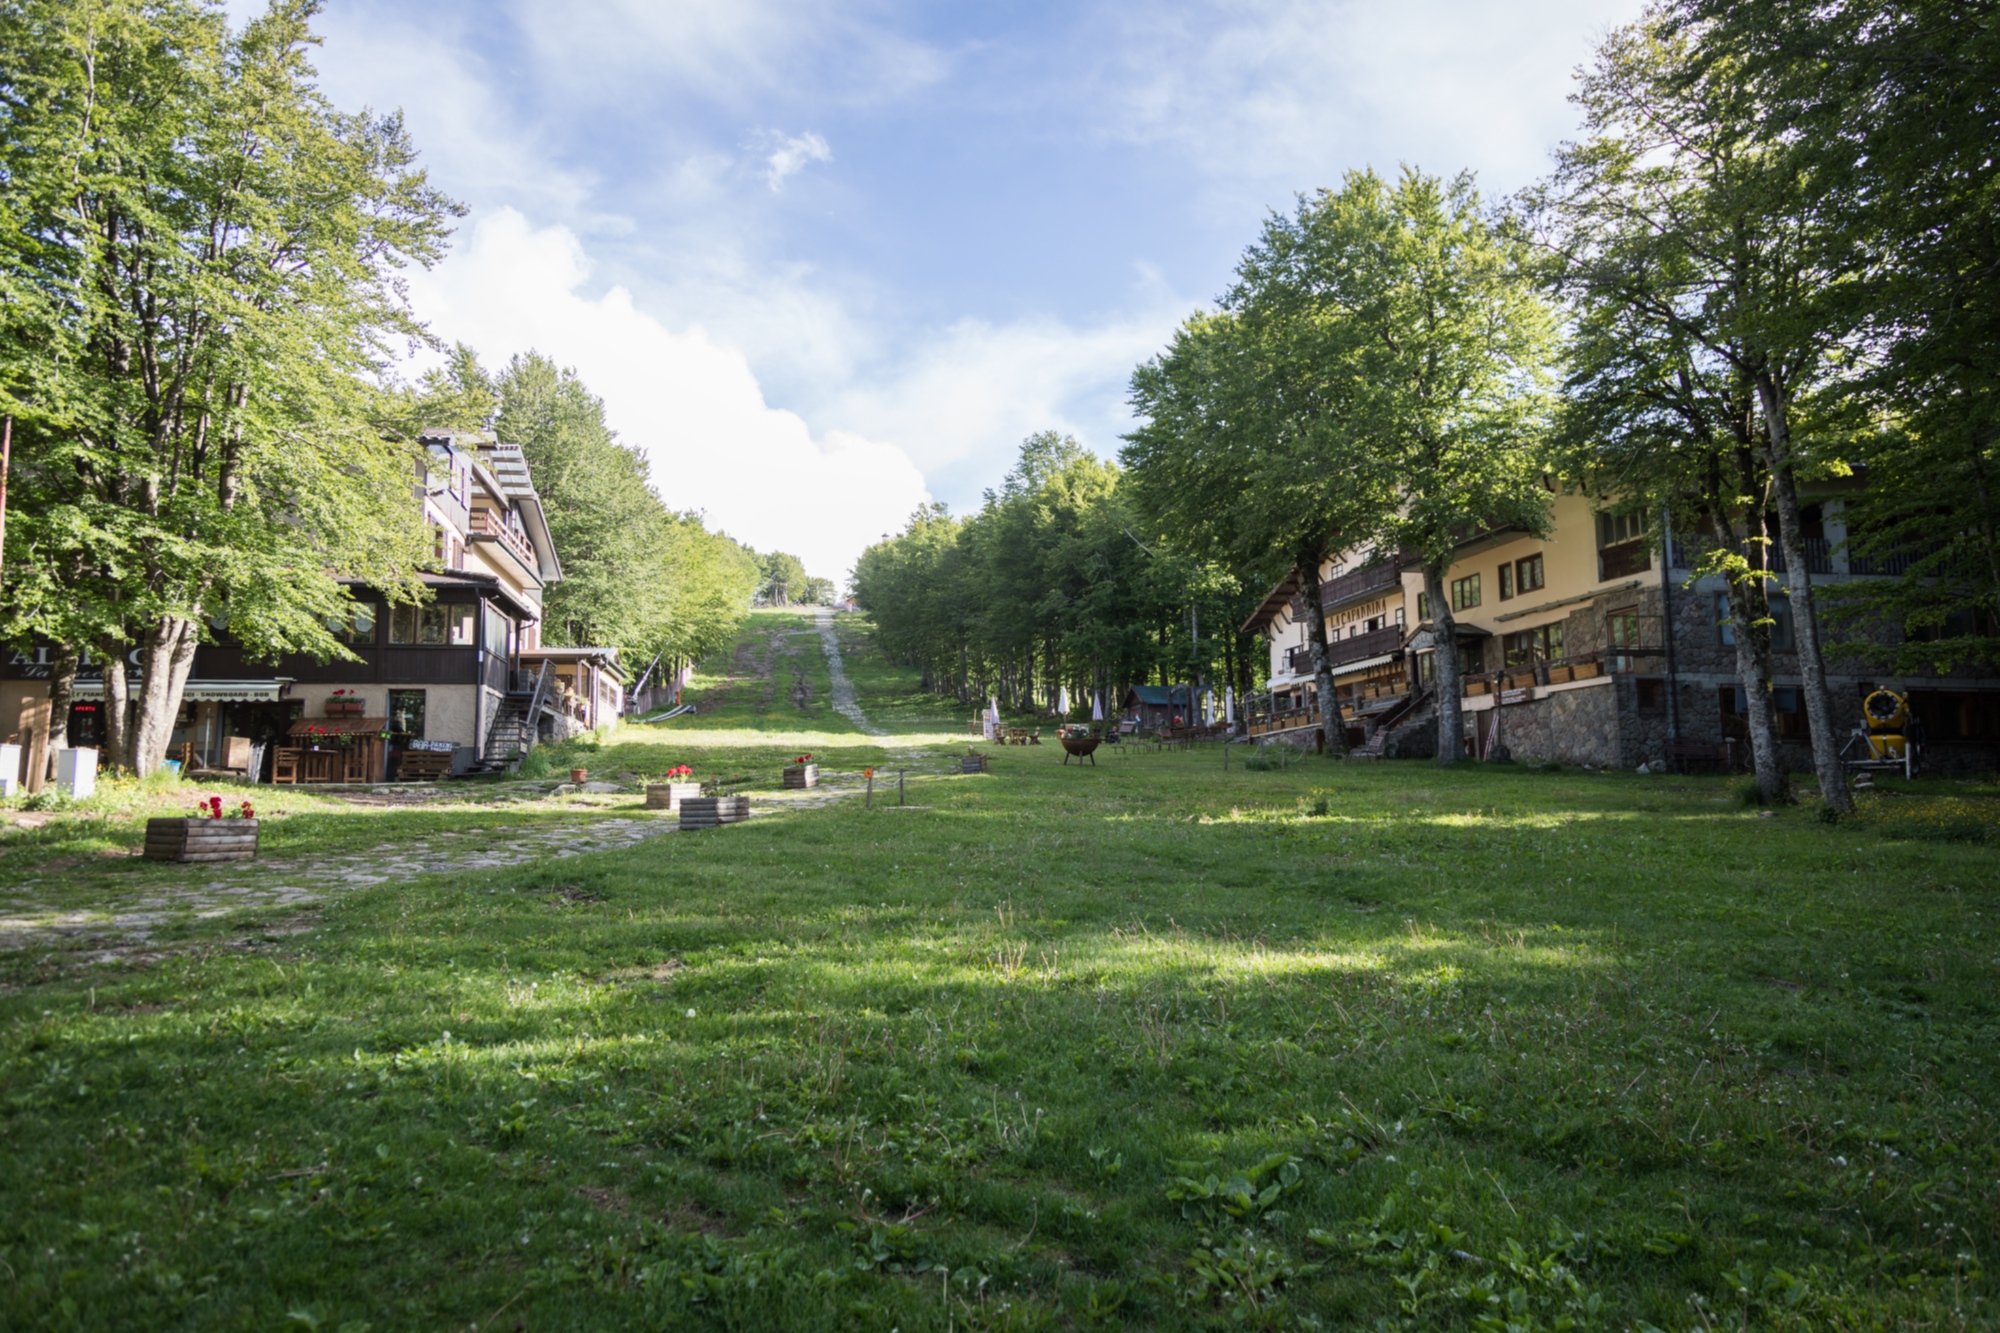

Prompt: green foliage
[0,0,460,771]
[493,351,759,662]
[755,551,811,606]
[853,434,1263,711]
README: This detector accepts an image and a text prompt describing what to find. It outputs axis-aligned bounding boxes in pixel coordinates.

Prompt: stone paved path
[817,607,886,737]
[0,814,683,959]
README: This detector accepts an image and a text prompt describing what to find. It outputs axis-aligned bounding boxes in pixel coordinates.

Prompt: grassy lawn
[3,608,1997,1330]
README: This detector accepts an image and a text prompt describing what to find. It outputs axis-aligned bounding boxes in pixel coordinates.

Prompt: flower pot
[960,754,988,774]
[1571,661,1602,680]
[144,817,259,863]
[1546,665,1574,684]
[645,781,702,811]
[325,701,364,717]
[570,768,589,783]
[679,795,750,829]
[1466,680,1490,696]
[783,763,818,789]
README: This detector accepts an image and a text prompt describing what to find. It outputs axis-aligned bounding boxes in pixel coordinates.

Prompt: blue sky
[269,0,1642,577]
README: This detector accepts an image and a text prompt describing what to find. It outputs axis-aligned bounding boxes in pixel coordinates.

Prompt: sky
[258,0,1644,579]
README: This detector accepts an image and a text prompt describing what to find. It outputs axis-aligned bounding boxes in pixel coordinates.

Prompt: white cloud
[407,210,930,579]
[1082,0,1644,200]
[756,130,833,191]
[820,304,1184,485]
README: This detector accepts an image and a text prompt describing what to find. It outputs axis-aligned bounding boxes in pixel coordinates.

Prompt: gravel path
[0,815,683,960]
[817,607,886,737]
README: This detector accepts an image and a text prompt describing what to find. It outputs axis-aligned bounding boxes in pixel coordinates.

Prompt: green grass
[3,608,1998,1329]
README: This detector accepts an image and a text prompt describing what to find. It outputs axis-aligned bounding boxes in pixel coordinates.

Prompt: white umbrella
[1225,687,1236,726]
[1091,691,1105,721]
[1056,684,1071,715]
[1202,689,1214,725]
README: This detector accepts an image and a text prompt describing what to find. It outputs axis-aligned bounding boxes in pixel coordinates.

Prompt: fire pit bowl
[1060,734,1101,765]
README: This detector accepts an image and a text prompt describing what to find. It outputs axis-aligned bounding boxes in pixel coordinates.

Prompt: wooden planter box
[645,781,702,811]
[144,817,259,863]
[1546,665,1574,684]
[679,795,750,829]
[1504,673,1536,690]
[324,701,365,717]
[1466,680,1490,696]
[782,763,818,789]
[960,754,989,774]
[1571,661,1603,680]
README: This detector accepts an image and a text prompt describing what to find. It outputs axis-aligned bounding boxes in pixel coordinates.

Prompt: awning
[1330,653,1399,679]
[71,678,289,702]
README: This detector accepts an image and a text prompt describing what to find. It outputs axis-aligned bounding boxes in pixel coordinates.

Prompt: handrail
[524,660,553,735]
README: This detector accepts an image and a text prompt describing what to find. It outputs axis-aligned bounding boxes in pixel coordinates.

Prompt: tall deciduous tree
[1528,58,1794,801]
[1217,169,1556,763]
[1531,18,1857,808]
[0,0,457,774]
[1126,308,1382,755]
[1670,0,2000,675]
[493,351,758,665]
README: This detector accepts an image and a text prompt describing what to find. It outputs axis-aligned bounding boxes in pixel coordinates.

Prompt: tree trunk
[1425,564,1465,763]
[42,645,79,780]
[101,641,131,773]
[131,615,200,777]
[1755,377,1851,812]
[1303,560,1346,755]
[1708,511,1785,802]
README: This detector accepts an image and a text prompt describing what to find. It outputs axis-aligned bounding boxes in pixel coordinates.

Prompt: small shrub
[1309,795,1330,817]
[517,749,554,779]
[1852,795,1998,843]
[1241,751,1278,772]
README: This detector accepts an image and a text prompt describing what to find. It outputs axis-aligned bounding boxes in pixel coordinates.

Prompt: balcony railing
[1287,625,1405,675]
[1320,559,1400,609]
[469,507,537,568]
[1670,534,1833,576]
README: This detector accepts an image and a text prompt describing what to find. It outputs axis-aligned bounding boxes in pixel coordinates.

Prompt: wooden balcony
[468,507,537,568]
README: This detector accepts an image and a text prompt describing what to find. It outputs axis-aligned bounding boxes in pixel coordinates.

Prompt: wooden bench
[394,750,455,781]
[1664,738,1736,772]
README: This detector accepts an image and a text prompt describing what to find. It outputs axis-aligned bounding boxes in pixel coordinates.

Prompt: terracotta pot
[570,767,588,783]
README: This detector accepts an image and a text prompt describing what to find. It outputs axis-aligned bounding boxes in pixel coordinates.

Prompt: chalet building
[1242,485,2000,771]
[1121,684,1195,731]
[4,429,623,783]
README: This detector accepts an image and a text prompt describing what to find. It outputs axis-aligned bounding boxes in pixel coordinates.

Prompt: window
[1416,592,1430,620]
[326,603,376,645]
[1498,563,1514,601]
[1636,678,1666,714]
[1598,511,1652,579]
[1716,593,1793,650]
[1503,622,1565,667]
[1597,510,1647,547]
[388,689,426,738]
[389,603,475,645]
[1515,554,1545,595]
[1772,685,1805,738]
[1395,606,1406,628]
[1451,574,1481,611]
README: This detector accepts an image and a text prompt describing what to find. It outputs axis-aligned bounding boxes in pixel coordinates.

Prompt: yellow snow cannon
[1861,688,1910,762]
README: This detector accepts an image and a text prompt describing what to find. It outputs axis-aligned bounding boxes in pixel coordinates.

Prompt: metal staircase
[1350,689,1432,759]
[467,661,552,774]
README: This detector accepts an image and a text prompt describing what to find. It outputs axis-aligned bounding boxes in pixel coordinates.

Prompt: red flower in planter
[791,754,814,765]
[196,795,224,819]
[239,800,255,819]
